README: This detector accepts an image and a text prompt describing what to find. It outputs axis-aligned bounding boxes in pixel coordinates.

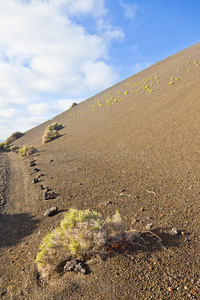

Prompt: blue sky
[0,0,200,141]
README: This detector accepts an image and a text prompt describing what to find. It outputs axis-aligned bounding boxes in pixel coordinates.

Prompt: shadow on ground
[0,212,39,248]
[106,228,185,258]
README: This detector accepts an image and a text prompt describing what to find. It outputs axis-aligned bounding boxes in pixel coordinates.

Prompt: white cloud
[27,98,77,116]
[61,0,107,18]
[119,1,139,20]
[0,108,18,118]
[0,0,124,140]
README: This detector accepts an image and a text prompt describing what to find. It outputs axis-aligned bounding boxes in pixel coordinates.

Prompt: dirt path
[0,152,10,210]
[0,152,40,298]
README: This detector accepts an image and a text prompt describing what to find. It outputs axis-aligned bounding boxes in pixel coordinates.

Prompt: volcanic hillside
[0,43,200,299]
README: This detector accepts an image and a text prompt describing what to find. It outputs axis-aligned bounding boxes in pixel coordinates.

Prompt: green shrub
[0,142,9,151]
[35,209,137,277]
[71,102,77,108]
[46,122,63,132]
[10,145,19,152]
[42,122,62,143]
[43,130,60,143]
[19,145,37,157]
[6,132,24,144]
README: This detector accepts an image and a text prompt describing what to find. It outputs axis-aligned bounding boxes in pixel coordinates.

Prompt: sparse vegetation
[42,122,63,143]
[19,145,37,157]
[10,145,19,152]
[46,122,63,132]
[6,132,24,144]
[35,209,141,278]
[0,142,9,151]
[71,102,77,108]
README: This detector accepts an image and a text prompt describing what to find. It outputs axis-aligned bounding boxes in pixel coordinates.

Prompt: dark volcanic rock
[36,174,44,179]
[33,178,39,184]
[64,260,86,274]
[29,160,36,167]
[43,190,57,200]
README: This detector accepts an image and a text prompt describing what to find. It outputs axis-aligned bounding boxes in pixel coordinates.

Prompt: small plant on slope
[6,132,24,144]
[19,145,37,157]
[71,102,77,108]
[0,142,10,151]
[42,122,63,143]
[46,122,63,132]
[35,209,106,277]
[10,145,19,152]
[35,209,142,278]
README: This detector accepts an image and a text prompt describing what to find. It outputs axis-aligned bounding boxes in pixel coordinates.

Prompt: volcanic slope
[1,42,200,299]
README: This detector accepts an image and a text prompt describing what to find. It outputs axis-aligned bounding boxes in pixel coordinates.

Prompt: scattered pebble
[33,178,39,184]
[64,259,86,274]
[44,190,57,200]
[132,217,139,224]
[43,206,58,217]
[36,174,44,179]
[105,201,113,206]
[146,223,153,230]
[170,228,181,236]
[29,160,36,167]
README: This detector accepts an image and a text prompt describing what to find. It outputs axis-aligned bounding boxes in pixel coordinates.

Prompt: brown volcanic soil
[1,43,200,299]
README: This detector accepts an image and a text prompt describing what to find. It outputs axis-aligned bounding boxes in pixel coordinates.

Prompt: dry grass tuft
[6,132,24,144]
[42,122,63,143]
[18,145,37,157]
[35,209,144,278]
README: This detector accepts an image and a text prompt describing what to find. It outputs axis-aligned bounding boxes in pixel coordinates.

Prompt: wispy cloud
[0,0,124,140]
[119,1,140,20]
